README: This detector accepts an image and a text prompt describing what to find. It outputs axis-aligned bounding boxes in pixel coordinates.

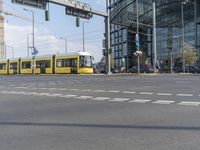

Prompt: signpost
[134,50,143,75]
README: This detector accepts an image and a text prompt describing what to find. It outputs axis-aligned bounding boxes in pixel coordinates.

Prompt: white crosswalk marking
[178,101,200,106]
[108,91,120,93]
[91,97,110,101]
[122,91,136,94]
[59,95,77,98]
[156,93,172,96]
[152,100,175,104]
[109,98,129,102]
[74,96,93,99]
[129,99,151,103]
[139,92,153,95]
[176,94,193,97]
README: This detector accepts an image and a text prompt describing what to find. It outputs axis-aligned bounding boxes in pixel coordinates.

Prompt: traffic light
[45,10,50,21]
[76,17,80,27]
[102,49,107,56]
[109,48,112,54]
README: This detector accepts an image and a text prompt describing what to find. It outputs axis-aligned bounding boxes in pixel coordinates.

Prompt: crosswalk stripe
[129,99,151,103]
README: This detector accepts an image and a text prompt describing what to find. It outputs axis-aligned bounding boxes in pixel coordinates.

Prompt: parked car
[128,65,152,73]
[173,66,200,73]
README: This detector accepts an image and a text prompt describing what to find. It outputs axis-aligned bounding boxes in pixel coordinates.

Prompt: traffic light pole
[105,16,112,75]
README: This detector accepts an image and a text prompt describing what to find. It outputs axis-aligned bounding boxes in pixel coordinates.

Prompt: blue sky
[3,0,106,62]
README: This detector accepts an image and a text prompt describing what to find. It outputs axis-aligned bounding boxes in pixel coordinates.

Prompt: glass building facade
[109,0,200,72]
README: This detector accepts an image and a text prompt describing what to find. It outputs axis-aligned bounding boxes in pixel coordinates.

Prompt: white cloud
[4,23,102,62]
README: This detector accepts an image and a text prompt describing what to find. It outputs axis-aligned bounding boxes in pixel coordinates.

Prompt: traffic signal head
[102,49,106,56]
[45,10,50,21]
[76,17,80,27]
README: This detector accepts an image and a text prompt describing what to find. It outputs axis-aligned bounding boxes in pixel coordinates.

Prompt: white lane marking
[74,96,93,99]
[59,95,77,98]
[69,89,80,91]
[139,92,153,95]
[59,88,68,91]
[93,90,105,92]
[81,89,92,92]
[129,99,151,103]
[108,91,120,93]
[178,101,200,106]
[49,88,57,90]
[109,98,129,102]
[38,93,51,96]
[156,93,172,96]
[176,94,193,97]
[15,87,26,89]
[47,94,64,97]
[122,91,136,94]
[91,97,110,101]
[153,100,175,104]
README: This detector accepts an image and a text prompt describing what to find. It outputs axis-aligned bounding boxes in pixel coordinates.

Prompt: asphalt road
[0,74,200,150]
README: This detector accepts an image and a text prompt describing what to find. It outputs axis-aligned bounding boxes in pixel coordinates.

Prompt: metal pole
[153,1,157,73]
[181,3,185,73]
[170,50,173,73]
[32,11,35,51]
[83,22,85,52]
[65,38,67,53]
[105,16,112,75]
[136,0,140,75]
[137,55,140,74]
[27,33,29,57]
[4,44,6,59]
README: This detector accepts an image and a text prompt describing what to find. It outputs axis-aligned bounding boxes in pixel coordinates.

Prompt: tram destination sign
[12,0,48,9]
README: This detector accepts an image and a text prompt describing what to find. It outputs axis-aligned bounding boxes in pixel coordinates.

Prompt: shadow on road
[0,122,200,131]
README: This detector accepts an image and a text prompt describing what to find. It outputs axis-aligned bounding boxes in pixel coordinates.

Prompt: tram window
[57,59,70,67]
[0,63,6,70]
[57,59,63,67]
[80,56,92,67]
[36,61,41,68]
[64,59,70,67]
[22,61,31,69]
[10,62,17,69]
[45,61,51,68]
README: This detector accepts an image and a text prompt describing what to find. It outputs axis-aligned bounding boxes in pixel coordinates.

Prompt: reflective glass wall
[109,0,200,72]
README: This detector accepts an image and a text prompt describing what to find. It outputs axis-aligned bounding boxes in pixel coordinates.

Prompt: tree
[184,42,198,65]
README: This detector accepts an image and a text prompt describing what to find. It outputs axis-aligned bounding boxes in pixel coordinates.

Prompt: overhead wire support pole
[136,0,140,75]
[153,1,157,73]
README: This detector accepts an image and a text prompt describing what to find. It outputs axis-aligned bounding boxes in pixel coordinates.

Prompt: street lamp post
[180,0,190,73]
[24,8,35,52]
[24,8,36,75]
[27,33,32,57]
[60,37,68,53]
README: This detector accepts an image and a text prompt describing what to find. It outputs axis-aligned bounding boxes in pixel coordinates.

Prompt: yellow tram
[0,52,94,75]
[0,59,8,75]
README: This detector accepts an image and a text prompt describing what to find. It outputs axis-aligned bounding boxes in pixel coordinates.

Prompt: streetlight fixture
[82,21,89,52]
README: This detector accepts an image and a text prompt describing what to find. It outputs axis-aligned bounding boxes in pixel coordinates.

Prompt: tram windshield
[80,56,93,68]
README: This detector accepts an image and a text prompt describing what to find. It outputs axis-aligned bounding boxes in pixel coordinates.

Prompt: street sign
[12,0,48,9]
[135,33,140,48]
[66,7,92,19]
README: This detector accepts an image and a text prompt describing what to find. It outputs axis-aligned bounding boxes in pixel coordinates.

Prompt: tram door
[71,58,77,74]
[40,62,46,74]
